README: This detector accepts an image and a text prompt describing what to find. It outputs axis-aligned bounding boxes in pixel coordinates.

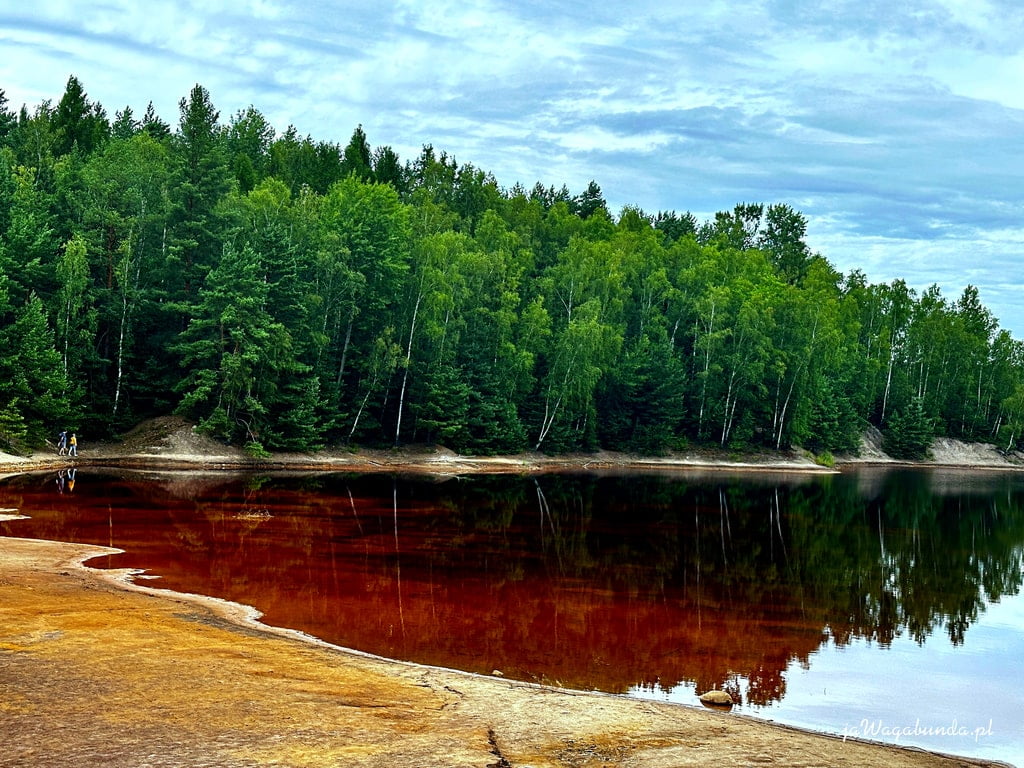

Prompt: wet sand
[0,535,1009,768]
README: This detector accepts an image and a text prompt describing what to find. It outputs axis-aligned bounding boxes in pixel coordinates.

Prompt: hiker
[68,433,78,457]
[57,430,67,455]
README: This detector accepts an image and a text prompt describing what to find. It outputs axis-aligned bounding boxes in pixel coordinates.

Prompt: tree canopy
[1,75,1021,458]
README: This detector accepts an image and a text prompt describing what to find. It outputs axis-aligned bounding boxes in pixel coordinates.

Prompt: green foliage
[0,153,59,302]
[883,398,934,460]
[597,337,686,454]
[3,76,1024,458]
[0,400,28,453]
[166,83,232,307]
[226,106,274,191]
[412,366,473,447]
[174,244,302,449]
[0,90,16,146]
[0,295,71,443]
[52,75,108,157]
[814,451,835,468]
[341,125,373,182]
[244,440,271,459]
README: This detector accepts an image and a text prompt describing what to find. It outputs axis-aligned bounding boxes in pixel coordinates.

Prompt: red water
[7,468,1023,763]
[0,470,828,701]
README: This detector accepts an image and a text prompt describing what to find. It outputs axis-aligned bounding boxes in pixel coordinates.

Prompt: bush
[244,441,271,459]
[815,451,835,468]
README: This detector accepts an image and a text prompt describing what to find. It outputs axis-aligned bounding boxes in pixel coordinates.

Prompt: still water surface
[1,467,1022,764]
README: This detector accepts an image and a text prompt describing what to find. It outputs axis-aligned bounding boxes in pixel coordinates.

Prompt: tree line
[1,75,1022,458]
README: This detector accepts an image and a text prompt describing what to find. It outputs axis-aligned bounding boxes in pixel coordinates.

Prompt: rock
[699,690,734,706]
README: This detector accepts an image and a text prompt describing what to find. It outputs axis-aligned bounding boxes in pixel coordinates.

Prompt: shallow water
[1,467,1021,764]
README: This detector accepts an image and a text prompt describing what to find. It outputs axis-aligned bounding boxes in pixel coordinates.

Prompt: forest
[1,75,1022,459]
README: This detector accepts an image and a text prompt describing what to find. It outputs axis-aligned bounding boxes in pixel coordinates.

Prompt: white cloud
[539,126,676,154]
[1,0,1023,334]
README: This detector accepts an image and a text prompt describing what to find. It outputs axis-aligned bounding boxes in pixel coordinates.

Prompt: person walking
[57,430,67,455]
[68,433,78,457]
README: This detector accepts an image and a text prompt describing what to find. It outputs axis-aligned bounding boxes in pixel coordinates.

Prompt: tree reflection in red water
[3,468,1020,709]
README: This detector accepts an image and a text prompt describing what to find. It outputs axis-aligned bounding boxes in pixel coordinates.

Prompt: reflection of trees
[789,471,1024,648]
[2,468,1023,709]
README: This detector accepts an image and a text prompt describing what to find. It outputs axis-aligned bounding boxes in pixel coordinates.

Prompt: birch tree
[54,233,89,385]
[318,175,410,427]
[534,237,625,451]
[78,133,170,419]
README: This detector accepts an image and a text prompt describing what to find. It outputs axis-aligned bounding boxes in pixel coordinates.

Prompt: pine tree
[166,84,231,302]
[0,294,71,444]
[174,244,305,450]
[341,125,373,182]
[0,89,16,147]
[883,397,934,460]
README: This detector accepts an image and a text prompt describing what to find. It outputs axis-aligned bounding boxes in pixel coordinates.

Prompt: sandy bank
[4,416,1024,476]
[0,535,1009,768]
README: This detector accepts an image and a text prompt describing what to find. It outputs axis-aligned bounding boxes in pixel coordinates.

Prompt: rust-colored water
[1,470,835,695]
[3,466,1024,764]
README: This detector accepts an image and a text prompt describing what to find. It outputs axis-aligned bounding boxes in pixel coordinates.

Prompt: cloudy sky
[3,1,1023,333]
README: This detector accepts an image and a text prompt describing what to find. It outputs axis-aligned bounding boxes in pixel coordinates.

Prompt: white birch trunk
[881,348,895,423]
[393,290,422,447]
[698,300,715,434]
[336,310,355,387]
[534,346,579,451]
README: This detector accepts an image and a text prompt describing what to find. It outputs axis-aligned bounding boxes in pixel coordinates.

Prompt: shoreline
[0,534,1011,767]
[4,415,1023,476]
[6,446,1024,477]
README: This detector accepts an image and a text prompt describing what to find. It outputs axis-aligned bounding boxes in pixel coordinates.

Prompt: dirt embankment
[841,425,1024,469]
[4,415,836,474]
[5,416,1024,475]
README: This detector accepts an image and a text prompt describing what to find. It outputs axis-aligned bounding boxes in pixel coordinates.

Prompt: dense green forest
[1,75,1022,458]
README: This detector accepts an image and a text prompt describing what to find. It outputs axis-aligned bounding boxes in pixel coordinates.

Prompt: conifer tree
[174,244,301,450]
[167,84,231,302]
[0,293,70,445]
[341,125,373,182]
[883,397,934,460]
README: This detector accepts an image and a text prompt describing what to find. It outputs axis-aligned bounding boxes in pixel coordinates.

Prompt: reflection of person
[55,469,66,493]
[68,433,78,457]
[67,468,76,493]
[57,430,67,455]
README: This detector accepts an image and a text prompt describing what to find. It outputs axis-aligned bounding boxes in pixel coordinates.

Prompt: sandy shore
[6,414,1023,475]
[0,534,1009,768]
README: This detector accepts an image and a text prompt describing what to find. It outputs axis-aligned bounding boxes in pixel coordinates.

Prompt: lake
[1,466,1021,765]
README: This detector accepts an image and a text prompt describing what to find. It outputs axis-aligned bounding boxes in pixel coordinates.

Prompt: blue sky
[3,1,1024,334]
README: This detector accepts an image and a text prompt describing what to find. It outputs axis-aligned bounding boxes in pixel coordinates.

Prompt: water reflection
[1,469,1022,711]
[54,468,76,494]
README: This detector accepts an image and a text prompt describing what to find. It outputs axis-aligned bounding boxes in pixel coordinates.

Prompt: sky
[2,1,1023,334]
